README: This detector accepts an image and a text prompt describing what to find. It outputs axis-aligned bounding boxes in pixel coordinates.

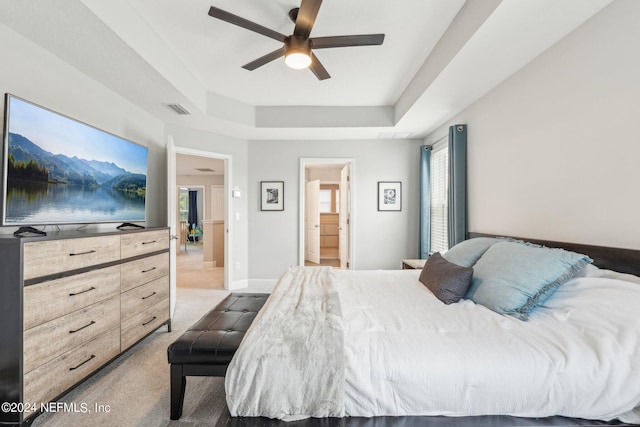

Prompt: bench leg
[170,364,186,420]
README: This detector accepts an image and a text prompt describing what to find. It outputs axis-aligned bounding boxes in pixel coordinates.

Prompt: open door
[166,137,177,318]
[339,164,350,269]
[305,180,321,264]
[299,158,355,268]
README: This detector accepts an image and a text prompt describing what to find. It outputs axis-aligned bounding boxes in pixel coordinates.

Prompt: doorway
[299,158,354,269]
[175,154,226,290]
[167,140,232,318]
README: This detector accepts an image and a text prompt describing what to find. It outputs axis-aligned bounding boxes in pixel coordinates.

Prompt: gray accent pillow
[419,252,474,304]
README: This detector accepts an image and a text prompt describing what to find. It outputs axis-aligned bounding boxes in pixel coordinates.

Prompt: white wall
[425,0,640,250]
[0,23,166,231]
[248,139,422,279]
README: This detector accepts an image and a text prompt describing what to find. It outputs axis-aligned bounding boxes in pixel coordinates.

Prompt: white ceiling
[176,153,225,176]
[0,0,614,141]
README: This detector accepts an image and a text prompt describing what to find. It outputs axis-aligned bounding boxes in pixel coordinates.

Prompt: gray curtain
[448,124,467,248]
[419,145,432,258]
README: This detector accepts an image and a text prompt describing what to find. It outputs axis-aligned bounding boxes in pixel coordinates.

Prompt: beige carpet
[32,249,230,427]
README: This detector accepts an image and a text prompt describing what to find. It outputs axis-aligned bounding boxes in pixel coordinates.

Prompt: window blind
[430,141,449,253]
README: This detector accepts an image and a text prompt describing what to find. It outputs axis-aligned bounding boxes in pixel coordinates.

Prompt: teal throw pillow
[466,241,592,320]
[442,237,501,268]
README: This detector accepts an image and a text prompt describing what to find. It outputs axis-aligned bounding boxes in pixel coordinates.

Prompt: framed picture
[260,181,284,211]
[378,181,402,211]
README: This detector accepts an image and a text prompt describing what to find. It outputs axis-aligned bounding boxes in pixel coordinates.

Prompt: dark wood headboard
[467,232,640,277]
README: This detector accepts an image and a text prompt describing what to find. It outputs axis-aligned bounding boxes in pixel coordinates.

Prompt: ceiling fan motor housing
[284,35,312,69]
[285,35,312,55]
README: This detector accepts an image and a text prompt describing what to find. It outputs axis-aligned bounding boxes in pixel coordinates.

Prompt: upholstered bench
[167,293,269,420]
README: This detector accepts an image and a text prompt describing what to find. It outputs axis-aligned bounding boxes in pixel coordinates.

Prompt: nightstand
[402,259,426,270]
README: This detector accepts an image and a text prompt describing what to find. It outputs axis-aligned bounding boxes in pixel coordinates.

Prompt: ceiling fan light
[284,35,312,69]
[285,51,311,69]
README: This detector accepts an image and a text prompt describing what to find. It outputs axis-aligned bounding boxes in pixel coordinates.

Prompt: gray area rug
[32,287,230,427]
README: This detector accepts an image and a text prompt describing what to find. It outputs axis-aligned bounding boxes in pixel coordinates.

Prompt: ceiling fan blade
[294,0,322,38]
[242,47,286,71]
[311,34,385,49]
[208,6,286,42]
[309,53,330,80]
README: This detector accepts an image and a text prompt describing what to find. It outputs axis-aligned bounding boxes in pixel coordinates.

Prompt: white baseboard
[229,279,249,291]
[230,279,277,293]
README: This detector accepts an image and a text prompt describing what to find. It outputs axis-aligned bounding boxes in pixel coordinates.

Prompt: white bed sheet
[336,269,640,422]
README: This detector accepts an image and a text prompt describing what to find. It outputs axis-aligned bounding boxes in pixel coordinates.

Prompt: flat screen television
[1,94,148,227]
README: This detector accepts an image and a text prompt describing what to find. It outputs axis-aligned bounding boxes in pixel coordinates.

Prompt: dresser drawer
[121,298,169,351]
[121,275,169,320]
[23,235,121,280]
[121,229,169,259]
[120,252,169,293]
[23,265,120,330]
[23,327,120,408]
[23,296,120,374]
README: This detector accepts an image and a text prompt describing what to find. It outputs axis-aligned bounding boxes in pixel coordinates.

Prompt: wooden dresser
[0,228,170,426]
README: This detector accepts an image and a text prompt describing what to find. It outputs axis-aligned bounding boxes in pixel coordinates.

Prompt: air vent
[164,103,190,115]
[195,168,215,172]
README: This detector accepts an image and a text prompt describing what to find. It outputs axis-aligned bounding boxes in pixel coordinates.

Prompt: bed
[223,235,640,425]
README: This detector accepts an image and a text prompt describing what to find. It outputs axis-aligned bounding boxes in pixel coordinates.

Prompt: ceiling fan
[207,0,385,80]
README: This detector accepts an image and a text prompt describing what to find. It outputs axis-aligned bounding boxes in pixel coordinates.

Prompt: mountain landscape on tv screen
[7,132,146,192]
[5,132,146,224]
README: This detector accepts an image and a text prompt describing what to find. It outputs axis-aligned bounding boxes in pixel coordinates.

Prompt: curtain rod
[426,134,447,147]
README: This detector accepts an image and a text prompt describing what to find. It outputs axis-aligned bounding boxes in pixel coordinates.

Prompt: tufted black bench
[167,293,269,420]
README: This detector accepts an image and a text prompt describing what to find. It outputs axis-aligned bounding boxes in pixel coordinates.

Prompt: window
[430,141,449,253]
[420,125,466,257]
[319,189,332,213]
[179,189,189,222]
[319,185,339,213]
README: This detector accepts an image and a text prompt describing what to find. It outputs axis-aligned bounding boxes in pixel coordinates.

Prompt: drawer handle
[69,286,96,296]
[69,354,95,371]
[141,240,157,245]
[141,267,157,273]
[69,250,97,256]
[69,320,96,334]
[142,316,157,326]
[142,291,157,300]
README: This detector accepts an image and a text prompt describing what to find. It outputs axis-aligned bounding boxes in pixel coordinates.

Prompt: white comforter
[338,269,640,422]
[227,266,640,422]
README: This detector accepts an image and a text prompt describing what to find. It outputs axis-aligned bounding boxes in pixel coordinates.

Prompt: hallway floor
[177,245,225,290]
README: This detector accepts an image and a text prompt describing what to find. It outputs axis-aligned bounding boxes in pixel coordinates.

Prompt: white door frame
[298,158,355,269]
[167,138,178,317]
[339,164,349,269]
[305,180,321,264]
[168,142,232,291]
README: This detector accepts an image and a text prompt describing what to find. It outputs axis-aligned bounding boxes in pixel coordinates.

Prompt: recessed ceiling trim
[256,106,394,128]
[377,131,413,139]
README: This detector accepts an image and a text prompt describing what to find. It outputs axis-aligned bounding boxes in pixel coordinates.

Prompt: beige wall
[426,0,640,250]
